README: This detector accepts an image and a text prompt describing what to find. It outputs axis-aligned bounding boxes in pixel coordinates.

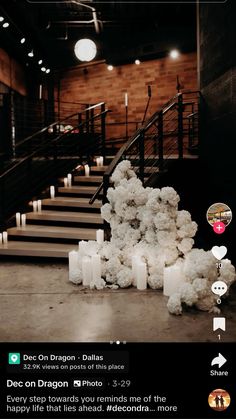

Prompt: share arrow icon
[211,353,227,368]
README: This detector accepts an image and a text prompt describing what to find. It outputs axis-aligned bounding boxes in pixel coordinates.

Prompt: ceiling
[0,0,196,71]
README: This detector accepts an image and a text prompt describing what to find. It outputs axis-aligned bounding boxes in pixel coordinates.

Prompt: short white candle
[137,261,147,290]
[82,256,92,286]
[78,240,88,259]
[92,254,101,282]
[64,177,68,188]
[37,200,42,212]
[68,250,80,283]
[16,212,21,228]
[96,229,104,244]
[67,173,72,187]
[32,201,38,212]
[50,186,55,199]
[3,231,8,245]
[132,255,140,286]
[125,92,128,107]
[0,233,2,244]
[84,164,90,177]
[21,214,26,228]
[163,263,185,297]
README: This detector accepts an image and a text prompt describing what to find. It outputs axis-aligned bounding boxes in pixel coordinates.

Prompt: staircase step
[8,225,97,241]
[26,210,102,224]
[0,241,75,258]
[37,197,101,209]
[73,175,103,183]
[58,186,102,196]
[90,166,108,172]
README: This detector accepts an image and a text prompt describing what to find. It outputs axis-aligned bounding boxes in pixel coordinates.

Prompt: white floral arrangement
[69,160,236,315]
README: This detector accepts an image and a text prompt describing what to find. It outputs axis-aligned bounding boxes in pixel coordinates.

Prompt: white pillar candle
[68,250,80,283]
[67,173,72,187]
[82,256,92,287]
[0,233,2,244]
[64,177,68,188]
[99,156,104,166]
[3,231,8,245]
[78,240,88,259]
[50,186,55,199]
[16,212,21,228]
[125,92,128,107]
[37,200,42,213]
[163,263,185,297]
[21,214,26,228]
[96,157,100,166]
[137,261,147,290]
[92,254,101,282]
[132,255,140,286]
[84,164,90,177]
[96,229,104,244]
[33,201,38,212]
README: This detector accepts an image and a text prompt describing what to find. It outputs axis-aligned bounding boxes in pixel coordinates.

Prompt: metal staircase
[0,91,201,259]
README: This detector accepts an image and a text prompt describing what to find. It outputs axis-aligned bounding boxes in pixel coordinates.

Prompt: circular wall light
[169,49,180,59]
[74,38,97,62]
[107,65,113,71]
[135,59,141,65]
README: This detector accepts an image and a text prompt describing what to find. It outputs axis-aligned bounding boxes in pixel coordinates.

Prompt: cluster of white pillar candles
[96,156,104,167]
[69,229,105,286]
[32,200,42,212]
[63,173,72,188]
[0,231,8,245]
[15,212,27,228]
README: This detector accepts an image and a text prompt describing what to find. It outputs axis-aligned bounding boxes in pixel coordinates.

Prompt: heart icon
[211,246,227,260]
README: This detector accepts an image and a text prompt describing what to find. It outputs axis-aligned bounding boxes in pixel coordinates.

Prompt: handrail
[14,102,106,150]
[89,90,201,205]
[0,108,109,181]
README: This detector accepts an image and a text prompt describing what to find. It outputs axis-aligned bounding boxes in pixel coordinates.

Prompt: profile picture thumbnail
[208,388,231,411]
[207,203,232,227]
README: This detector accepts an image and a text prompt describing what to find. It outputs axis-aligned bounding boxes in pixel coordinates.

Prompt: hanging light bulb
[3,22,9,28]
[0,17,4,22]
[74,38,97,62]
[41,67,46,72]
[38,59,43,65]
[46,69,51,74]
[28,50,34,57]
[20,37,26,44]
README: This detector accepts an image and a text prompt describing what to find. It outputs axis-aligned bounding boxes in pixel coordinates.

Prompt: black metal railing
[90,91,201,209]
[0,102,108,229]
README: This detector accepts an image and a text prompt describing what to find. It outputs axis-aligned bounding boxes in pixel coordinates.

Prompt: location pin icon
[11,355,17,362]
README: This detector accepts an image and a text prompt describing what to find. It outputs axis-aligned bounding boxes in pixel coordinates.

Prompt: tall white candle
[37,200,42,213]
[16,212,21,228]
[82,256,92,287]
[3,231,8,245]
[163,263,185,297]
[92,254,101,282]
[33,201,38,212]
[0,233,2,244]
[67,173,72,187]
[132,255,140,286]
[125,92,128,107]
[99,156,104,166]
[84,164,90,177]
[21,214,26,228]
[78,240,88,259]
[96,229,104,244]
[69,250,80,283]
[96,157,100,166]
[137,261,147,290]
[64,177,68,188]
[50,186,55,199]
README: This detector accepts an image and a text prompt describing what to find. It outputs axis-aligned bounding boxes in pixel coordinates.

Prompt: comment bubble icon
[211,281,228,297]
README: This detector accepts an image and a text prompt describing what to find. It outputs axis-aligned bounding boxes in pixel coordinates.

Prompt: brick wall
[58,52,197,139]
[0,48,27,95]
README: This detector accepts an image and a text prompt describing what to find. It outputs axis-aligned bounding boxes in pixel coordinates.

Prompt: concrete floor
[0,260,236,342]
